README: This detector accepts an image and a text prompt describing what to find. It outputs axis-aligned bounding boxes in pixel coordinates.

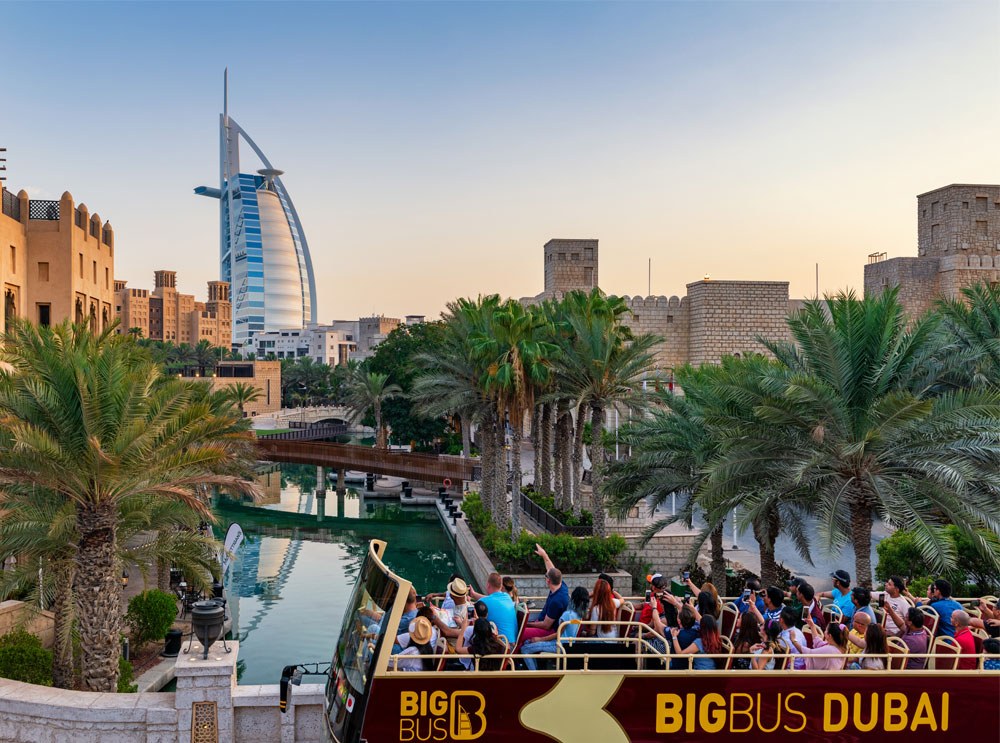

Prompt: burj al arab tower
[195,70,317,347]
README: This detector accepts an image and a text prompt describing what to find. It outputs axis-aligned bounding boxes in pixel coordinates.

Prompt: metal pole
[731,510,739,549]
[614,408,619,460]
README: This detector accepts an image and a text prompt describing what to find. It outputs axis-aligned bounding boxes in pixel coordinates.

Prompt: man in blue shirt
[476,572,518,643]
[732,578,765,615]
[517,544,568,650]
[818,569,855,621]
[914,579,963,637]
[851,587,877,622]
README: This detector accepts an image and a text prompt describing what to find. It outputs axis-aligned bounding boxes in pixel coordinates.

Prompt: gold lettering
[729,693,754,733]
[432,718,449,741]
[401,692,419,717]
[415,718,433,741]
[429,691,448,717]
[685,693,697,734]
[755,693,781,733]
[655,694,683,734]
[699,693,726,733]
[400,719,415,741]
[451,691,487,740]
[910,693,938,732]
[942,692,949,731]
[853,693,878,733]
[824,693,849,733]
[783,693,806,733]
[884,693,908,732]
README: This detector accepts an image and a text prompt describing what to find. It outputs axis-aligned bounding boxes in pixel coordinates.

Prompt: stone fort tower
[524,239,801,370]
[865,184,1000,316]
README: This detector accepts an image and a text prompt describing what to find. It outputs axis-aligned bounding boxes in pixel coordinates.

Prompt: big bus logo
[399,690,486,741]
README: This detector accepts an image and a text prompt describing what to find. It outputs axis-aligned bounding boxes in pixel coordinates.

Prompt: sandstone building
[864,184,1000,316]
[178,360,280,417]
[114,270,232,347]
[0,186,116,333]
[525,239,802,370]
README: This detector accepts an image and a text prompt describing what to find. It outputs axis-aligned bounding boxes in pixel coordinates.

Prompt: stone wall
[918,184,1000,258]
[863,256,941,318]
[686,280,790,365]
[0,600,54,649]
[619,295,689,371]
[543,239,598,295]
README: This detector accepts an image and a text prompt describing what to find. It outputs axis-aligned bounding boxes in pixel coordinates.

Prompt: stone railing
[0,641,326,743]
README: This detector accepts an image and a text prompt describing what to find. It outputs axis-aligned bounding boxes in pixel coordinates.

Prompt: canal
[213,463,470,685]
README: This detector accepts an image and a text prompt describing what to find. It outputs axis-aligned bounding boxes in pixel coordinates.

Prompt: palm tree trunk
[589,402,607,538]
[75,503,121,692]
[560,403,572,514]
[538,403,551,500]
[849,501,874,589]
[480,413,495,516]
[495,416,509,529]
[571,403,585,518]
[529,407,539,490]
[51,561,75,690]
[510,421,522,541]
[753,515,780,588]
[461,416,471,459]
[710,523,727,591]
[552,403,563,509]
[156,556,170,592]
[374,401,384,449]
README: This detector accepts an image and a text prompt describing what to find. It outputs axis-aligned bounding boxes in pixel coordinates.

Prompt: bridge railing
[257,424,347,441]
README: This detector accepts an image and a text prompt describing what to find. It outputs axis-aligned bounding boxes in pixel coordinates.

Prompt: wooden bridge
[256,439,480,486]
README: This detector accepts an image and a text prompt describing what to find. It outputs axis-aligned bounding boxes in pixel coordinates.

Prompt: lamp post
[187,600,229,660]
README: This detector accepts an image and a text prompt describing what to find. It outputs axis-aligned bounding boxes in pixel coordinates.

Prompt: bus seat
[618,602,635,638]
[918,606,940,637]
[720,603,739,642]
[929,635,960,671]
[886,636,909,670]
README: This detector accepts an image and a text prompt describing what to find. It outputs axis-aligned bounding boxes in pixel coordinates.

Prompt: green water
[214,463,469,685]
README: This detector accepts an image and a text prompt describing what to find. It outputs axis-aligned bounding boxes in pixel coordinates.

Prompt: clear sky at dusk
[4,1,999,319]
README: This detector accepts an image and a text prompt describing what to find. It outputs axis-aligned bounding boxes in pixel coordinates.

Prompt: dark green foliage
[521,488,593,526]
[0,629,53,686]
[876,526,1000,597]
[462,493,625,573]
[125,590,178,648]
[117,656,138,693]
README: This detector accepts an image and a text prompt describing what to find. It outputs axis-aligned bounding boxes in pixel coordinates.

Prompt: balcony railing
[2,189,20,221]
[28,199,59,221]
[519,492,593,537]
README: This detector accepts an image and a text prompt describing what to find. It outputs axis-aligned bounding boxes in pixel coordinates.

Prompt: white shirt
[877,594,910,635]
[396,625,439,650]
[396,646,433,672]
[459,624,475,670]
[589,598,622,639]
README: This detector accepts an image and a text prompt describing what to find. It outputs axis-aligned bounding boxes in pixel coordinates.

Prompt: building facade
[114,271,231,346]
[865,184,1000,316]
[524,238,801,370]
[252,323,357,365]
[0,187,115,333]
[195,71,317,349]
[178,360,280,417]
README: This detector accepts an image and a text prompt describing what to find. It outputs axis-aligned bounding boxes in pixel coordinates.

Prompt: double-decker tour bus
[282,539,1000,742]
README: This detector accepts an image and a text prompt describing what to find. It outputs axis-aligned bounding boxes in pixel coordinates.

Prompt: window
[932,224,942,244]
[584,267,594,285]
[667,315,674,324]
[79,253,84,278]
[977,221,988,237]
[92,260,97,283]
[584,248,593,261]
[558,253,566,261]
[932,201,941,217]
[963,202,969,209]
[977,197,988,212]
[105,267,109,289]
[571,253,579,261]
[9,246,14,273]
[37,262,48,281]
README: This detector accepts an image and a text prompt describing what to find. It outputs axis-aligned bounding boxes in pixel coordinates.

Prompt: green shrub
[520,489,593,527]
[462,493,626,573]
[875,526,1000,597]
[0,629,53,686]
[118,656,138,693]
[126,589,178,648]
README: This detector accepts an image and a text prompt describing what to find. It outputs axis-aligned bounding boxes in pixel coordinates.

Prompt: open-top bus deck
[287,540,1000,742]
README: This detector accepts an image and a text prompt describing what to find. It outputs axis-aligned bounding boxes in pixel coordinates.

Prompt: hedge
[0,629,53,686]
[463,493,626,573]
[875,526,1000,597]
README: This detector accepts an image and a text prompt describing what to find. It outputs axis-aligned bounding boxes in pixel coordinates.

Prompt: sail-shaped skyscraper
[195,71,317,348]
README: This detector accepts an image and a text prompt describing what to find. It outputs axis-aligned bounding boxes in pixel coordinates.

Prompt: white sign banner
[221,522,245,575]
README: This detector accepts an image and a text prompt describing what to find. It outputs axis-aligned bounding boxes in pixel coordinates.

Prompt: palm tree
[936,282,1000,389]
[343,367,402,449]
[226,381,262,417]
[713,289,1000,588]
[0,321,259,691]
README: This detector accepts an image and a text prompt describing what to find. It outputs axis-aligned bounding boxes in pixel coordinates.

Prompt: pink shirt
[799,640,845,671]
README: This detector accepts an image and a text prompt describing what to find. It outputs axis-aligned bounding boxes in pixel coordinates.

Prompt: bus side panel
[364,672,999,742]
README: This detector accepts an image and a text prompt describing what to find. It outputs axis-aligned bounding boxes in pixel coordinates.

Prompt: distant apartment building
[0,187,116,333]
[178,360,280,416]
[114,270,232,346]
[252,323,357,365]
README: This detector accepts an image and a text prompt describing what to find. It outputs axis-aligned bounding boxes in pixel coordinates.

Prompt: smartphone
[683,571,690,581]
[801,606,810,620]
[742,589,751,602]
[878,594,885,608]
[684,592,692,602]
[644,589,652,606]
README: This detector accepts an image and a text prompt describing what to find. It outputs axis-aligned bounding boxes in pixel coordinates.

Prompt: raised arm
[535,543,555,574]
[883,599,905,635]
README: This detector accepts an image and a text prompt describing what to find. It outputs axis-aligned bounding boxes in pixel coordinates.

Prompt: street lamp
[187,600,230,660]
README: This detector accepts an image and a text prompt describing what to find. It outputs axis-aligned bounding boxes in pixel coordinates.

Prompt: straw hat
[410,616,433,645]
[448,578,469,597]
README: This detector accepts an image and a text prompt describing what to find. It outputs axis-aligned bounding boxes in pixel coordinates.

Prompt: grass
[253,428,293,435]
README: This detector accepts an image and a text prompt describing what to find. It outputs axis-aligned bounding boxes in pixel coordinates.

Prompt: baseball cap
[830,570,851,584]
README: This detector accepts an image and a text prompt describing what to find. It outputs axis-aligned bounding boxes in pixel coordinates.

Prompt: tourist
[597,572,617,593]
[395,617,437,672]
[477,572,518,644]
[786,577,806,617]
[502,576,519,605]
[750,622,785,670]
[669,613,721,670]
[732,611,763,670]
[888,606,928,670]
[777,607,806,668]
[818,570,856,620]
[517,544,569,650]
[951,610,978,670]
[684,576,721,619]
[457,617,507,671]
[975,598,1000,638]
[521,586,590,671]
[444,577,471,621]
[983,639,1000,670]
[733,578,765,615]
[456,601,490,670]
[912,579,963,637]
[668,605,714,670]
[851,587,877,622]
[785,613,848,670]
[846,611,871,657]
[639,575,676,631]
[849,624,887,670]
[749,586,785,628]
[874,576,911,636]
[425,573,464,607]
[585,578,622,639]
[796,582,825,629]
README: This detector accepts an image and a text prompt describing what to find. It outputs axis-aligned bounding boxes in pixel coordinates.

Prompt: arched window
[4,289,15,328]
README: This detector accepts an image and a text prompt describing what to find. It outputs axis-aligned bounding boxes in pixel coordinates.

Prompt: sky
[3,1,999,320]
